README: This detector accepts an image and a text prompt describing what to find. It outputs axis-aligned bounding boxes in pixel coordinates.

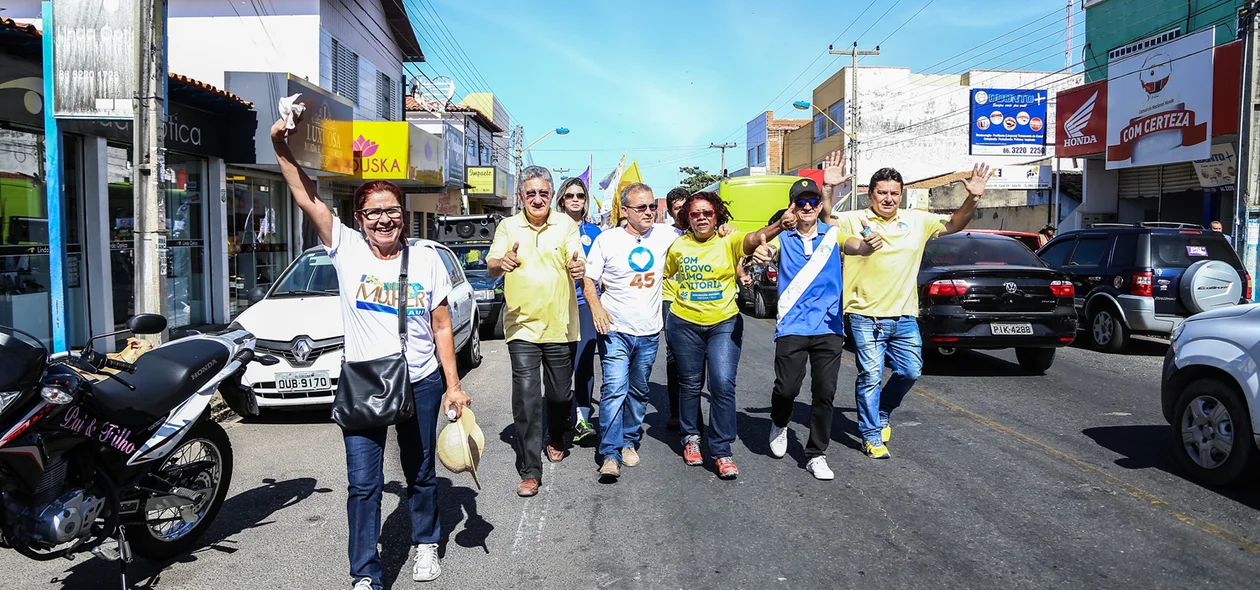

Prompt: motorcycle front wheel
[127,420,233,560]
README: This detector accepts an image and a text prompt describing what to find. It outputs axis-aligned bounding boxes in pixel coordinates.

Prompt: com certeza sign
[969,88,1048,157]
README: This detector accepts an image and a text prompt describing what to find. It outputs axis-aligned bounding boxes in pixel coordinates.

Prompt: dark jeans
[342,371,443,588]
[667,313,742,458]
[770,334,844,458]
[573,303,598,420]
[661,301,680,418]
[508,340,576,479]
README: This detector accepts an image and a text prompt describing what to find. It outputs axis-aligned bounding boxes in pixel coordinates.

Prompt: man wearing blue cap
[752,177,881,479]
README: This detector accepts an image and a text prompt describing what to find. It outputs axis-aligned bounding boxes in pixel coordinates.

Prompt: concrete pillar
[82,136,115,351]
[207,157,229,323]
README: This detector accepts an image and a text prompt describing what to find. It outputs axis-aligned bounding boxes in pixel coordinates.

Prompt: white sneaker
[769,425,788,458]
[352,578,374,590]
[806,456,834,480]
[412,543,442,582]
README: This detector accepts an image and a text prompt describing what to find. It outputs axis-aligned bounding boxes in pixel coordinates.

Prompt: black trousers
[508,340,576,479]
[770,334,844,459]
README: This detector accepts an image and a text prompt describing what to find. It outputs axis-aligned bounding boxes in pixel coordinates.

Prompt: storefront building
[1,18,256,348]
[405,97,510,216]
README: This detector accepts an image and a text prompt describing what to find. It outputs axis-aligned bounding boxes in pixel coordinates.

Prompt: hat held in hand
[437,407,484,489]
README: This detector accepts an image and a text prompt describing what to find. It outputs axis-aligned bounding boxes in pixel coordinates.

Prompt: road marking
[745,313,1258,554]
[1102,412,1133,416]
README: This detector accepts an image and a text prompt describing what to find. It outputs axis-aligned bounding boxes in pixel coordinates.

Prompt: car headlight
[474,289,495,300]
[1170,322,1185,345]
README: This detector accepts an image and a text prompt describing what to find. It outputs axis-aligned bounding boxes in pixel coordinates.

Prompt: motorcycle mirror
[126,314,168,335]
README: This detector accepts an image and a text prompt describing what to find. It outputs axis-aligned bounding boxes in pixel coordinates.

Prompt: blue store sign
[969,88,1048,157]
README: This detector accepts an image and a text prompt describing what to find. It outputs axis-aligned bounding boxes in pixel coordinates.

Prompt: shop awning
[351,121,444,187]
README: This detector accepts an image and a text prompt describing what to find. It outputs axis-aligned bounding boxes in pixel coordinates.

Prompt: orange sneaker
[682,436,703,466]
[715,457,739,479]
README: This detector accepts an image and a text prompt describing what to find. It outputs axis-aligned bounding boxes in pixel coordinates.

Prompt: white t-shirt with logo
[586,224,682,336]
[325,222,453,382]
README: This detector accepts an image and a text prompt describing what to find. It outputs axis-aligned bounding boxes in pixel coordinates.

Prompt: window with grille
[331,38,359,105]
[376,72,395,120]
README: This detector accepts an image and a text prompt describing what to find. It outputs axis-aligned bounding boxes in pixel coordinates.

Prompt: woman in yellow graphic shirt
[663,191,784,479]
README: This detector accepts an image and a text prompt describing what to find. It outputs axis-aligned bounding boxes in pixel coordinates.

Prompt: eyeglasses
[689,209,715,219]
[625,203,659,214]
[794,197,820,209]
[358,206,403,220]
[524,190,552,200]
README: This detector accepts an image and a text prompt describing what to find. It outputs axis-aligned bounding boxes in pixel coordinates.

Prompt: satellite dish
[410,75,456,114]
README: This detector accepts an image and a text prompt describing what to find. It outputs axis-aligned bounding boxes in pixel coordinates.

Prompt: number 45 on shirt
[629,272,656,288]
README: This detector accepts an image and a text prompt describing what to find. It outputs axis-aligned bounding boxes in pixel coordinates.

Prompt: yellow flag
[610,159,643,227]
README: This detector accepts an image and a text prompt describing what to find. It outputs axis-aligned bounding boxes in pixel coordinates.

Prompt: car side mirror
[127,314,168,335]
[248,287,268,304]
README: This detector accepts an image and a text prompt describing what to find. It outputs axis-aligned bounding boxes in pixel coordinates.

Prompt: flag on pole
[598,153,627,225]
[608,159,643,227]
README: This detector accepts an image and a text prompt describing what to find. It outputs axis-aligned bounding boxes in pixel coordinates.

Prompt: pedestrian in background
[1209,220,1232,245]
[752,177,880,480]
[271,112,470,589]
[488,166,586,497]
[663,192,782,479]
[1038,224,1056,247]
[555,177,601,444]
[831,163,992,459]
[659,188,691,430]
[583,183,680,479]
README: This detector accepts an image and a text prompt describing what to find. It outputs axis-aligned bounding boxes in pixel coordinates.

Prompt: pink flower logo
[352,135,378,157]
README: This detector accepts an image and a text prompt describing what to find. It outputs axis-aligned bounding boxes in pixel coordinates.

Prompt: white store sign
[986,165,1051,190]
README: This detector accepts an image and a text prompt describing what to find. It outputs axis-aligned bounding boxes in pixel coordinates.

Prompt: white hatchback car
[1163,303,1260,486]
[233,240,482,411]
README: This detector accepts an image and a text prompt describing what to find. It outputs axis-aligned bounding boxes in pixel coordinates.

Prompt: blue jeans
[849,314,923,443]
[667,313,742,458]
[573,303,598,420]
[342,371,443,588]
[597,331,660,463]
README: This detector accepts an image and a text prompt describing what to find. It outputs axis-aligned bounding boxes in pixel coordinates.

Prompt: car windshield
[1151,233,1242,269]
[270,250,339,296]
[923,236,1043,267]
[447,244,491,272]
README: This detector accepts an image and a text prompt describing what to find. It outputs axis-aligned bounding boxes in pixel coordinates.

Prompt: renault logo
[293,339,312,364]
[1004,282,1018,293]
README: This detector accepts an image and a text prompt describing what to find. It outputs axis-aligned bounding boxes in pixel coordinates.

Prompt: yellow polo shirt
[488,211,584,343]
[664,231,747,326]
[832,208,950,318]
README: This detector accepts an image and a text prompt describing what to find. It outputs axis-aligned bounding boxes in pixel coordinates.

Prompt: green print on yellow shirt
[664,231,746,326]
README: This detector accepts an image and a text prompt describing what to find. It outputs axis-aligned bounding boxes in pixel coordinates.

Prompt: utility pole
[709,142,736,177]
[512,124,523,212]
[134,0,168,344]
[1235,1,1259,300]
[830,42,879,210]
[1065,0,1074,69]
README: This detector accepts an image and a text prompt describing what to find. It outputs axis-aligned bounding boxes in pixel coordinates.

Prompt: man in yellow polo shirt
[488,166,586,497]
[831,163,993,459]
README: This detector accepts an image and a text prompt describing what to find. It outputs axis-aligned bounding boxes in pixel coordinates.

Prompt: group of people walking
[270,107,992,589]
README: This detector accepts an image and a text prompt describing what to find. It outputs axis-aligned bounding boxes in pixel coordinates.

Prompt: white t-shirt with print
[586,224,682,336]
[325,222,452,382]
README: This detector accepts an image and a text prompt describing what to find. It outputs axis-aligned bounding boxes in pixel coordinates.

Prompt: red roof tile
[168,73,252,108]
[0,17,40,37]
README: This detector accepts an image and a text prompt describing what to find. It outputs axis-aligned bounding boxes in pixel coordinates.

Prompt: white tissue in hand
[277,93,305,130]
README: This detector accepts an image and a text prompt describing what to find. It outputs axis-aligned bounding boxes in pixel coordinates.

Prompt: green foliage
[678,166,721,194]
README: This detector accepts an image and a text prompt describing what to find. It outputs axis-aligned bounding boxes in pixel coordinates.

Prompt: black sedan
[917,232,1078,373]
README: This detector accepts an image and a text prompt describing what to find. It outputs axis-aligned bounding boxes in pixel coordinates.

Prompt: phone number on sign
[972,145,1047,156]
[1001,146,1046,155]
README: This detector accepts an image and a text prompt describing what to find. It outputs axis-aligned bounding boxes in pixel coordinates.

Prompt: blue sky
[418,0,1083,192]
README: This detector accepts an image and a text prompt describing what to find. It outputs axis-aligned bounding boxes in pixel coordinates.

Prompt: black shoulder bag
[331,244,416,430]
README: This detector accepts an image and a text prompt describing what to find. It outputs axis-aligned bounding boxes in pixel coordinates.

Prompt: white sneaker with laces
[412,543,442,582]
[806,456,834,480]
[352,578,374,590]
[769,425,788,458]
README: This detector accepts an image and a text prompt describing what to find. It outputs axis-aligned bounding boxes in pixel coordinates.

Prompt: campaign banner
[969,88,1048,156]
[1191,144,1236,191]
[53,0,138,119]
[1055,80,1107,157]
[1106,29,1213,170]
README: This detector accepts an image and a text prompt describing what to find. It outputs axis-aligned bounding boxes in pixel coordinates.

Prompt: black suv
[1037,222,1250,352]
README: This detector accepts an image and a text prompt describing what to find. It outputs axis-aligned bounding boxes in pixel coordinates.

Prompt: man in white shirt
[583,183,680,479]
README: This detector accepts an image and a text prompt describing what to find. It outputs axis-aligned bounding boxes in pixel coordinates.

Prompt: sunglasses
[524,190,552,199]
[563,192,587,200]
[625,203,659,214]
[689,209,715,219]
[794,197,820,209]
[358,206,403,220]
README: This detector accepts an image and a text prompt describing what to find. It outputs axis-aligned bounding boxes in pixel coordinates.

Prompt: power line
[869,0,936,52]
[853,0,905,45]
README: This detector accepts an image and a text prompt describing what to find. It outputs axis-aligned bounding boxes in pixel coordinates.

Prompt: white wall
[167,0,322,87]
[318,0,405,120]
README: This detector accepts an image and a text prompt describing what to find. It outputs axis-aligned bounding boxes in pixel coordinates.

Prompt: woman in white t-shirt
[271,112,470,590]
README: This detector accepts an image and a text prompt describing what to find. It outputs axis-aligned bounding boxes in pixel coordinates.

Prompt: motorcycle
[0,314,276,588]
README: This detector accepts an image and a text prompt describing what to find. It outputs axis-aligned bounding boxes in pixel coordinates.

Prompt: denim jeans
[597,332,660,463]
[660,301,680,418]
[342,371,444,588]
[572,304,598,421]
[666,313,742,458]
[848,314,923,443]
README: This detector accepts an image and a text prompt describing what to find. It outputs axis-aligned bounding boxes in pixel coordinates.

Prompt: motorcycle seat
[90,339,233,427]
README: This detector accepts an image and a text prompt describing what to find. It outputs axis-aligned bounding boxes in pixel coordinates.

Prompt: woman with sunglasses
[271,110,470,589]
[554,177,602,443]
[663,192,785,479]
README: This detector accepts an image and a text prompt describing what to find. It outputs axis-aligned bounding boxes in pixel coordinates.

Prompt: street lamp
[513,127,570,211]
[794,101,856,210]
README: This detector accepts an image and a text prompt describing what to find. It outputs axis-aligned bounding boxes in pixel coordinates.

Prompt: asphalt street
[6,314,1260,589]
